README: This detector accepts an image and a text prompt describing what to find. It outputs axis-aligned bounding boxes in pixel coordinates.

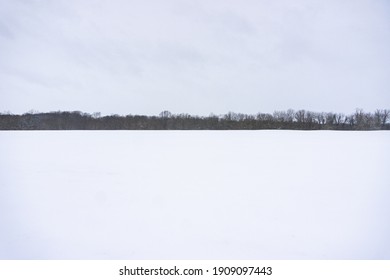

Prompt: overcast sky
[1,0,389,116]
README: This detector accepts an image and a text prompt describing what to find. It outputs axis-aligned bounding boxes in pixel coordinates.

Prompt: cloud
[0,0,389,115]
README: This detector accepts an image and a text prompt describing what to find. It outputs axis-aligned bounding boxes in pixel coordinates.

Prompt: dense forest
[0,109,389,130]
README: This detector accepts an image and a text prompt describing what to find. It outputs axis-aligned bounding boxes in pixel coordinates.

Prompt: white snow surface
[0,131,389,259]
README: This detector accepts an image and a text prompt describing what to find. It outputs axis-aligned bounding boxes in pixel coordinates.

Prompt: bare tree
[294,110,306,123]
[315,112,326,125]
[375,109,390,128]
[159,110,172,118]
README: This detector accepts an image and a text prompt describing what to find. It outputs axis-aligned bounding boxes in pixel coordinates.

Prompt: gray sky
[1,0,389,116]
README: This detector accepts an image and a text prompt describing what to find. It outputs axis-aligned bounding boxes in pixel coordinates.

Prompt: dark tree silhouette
[1,109,389,130]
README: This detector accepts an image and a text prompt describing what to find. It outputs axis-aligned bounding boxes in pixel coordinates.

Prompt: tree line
[0,109,389,130]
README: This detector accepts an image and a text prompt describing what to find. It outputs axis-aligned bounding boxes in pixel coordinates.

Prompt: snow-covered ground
[0,131,389,259]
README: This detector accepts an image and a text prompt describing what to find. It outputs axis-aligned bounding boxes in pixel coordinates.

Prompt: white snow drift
[0,131,389,259]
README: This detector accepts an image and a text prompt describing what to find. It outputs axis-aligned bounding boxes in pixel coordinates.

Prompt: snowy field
[0,131,389,260]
